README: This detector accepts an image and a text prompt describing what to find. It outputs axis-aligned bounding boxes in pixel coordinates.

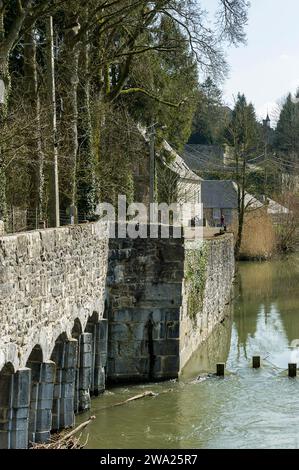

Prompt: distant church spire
[263,112,271,129]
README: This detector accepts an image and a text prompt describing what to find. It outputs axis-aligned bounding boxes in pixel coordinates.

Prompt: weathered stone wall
[180,234,235,370]
[107,230,235,381]
[0,222,109,373]
[107,230,185,382]
[0,222,234,448]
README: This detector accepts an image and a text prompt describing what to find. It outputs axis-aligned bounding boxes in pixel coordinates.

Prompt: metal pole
[47,16,60,228]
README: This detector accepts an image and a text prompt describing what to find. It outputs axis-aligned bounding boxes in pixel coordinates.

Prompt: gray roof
[163,141,202,182]
[202,180,238,209]
[202,180,264,210]
[137,125,201,182]
[182,144,225,173]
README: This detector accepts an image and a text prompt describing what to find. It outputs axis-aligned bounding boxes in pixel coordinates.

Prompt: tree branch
[119,87,186,108]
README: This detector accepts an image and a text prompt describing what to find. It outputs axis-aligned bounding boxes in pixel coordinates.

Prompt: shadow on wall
[180,303,233,381]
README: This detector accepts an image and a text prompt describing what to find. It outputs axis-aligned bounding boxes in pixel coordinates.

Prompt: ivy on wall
[185,243,208,323]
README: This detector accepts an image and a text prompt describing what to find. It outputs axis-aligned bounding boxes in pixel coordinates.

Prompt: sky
[203,0,299,124]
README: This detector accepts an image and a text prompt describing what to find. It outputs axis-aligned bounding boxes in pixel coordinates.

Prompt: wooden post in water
[252,356,261,369]
[288,364,297,378]
[216,363,225,377]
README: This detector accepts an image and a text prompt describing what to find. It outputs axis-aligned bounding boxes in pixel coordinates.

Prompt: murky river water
[78,255,299,449]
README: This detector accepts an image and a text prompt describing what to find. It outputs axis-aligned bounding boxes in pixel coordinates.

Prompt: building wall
[177,179,201,227]
[204,208,236,227]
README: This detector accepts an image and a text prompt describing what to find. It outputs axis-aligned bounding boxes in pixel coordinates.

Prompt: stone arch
[50,332,68,357]
[85,311,99,333]
[0,362,14,375]
[0,343,18,373]
[26,345,43,365]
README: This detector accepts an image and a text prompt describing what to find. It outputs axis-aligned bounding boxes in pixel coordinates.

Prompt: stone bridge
[0,222,235,449]
[0,222,109,448]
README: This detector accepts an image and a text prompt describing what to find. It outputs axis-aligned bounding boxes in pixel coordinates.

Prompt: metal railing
[3,206,91,235]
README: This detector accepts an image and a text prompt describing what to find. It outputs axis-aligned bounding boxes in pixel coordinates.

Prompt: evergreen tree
[189,78,230,145]
[275,92,299,160]
[123,16,199,152]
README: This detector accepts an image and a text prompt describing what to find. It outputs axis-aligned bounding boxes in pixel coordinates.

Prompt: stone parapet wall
[0,222,109,372]
[180,234,235,370]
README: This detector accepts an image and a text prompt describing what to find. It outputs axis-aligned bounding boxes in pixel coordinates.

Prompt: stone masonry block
[36,399,53,410]
[153,340,179,357]
[64,341,78,369]
[166,321,180,339]
[35,409,52,432]
[39,362,56,383]
[12,368,31,409]
[9,428,28,450]
[38,383,54,401]
[34,431,51,444]
[0,431,10,449]
[61,383,75,399]
[61,368,76,384]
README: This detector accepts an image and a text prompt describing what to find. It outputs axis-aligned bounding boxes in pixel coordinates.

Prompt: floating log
[111,391,158,407]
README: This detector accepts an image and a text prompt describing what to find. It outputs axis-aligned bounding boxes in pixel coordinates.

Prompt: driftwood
[107,389,174,408]
[111,391,158,407]
[31,416,96,449]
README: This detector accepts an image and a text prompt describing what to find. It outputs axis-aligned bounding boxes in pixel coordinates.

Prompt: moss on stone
[185,243,208,323]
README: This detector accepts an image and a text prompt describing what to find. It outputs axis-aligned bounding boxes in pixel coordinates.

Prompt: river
[78,254,299,449]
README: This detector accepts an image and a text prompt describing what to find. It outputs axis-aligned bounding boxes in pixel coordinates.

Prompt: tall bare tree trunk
[0,8,9,223]
[77,14,96,221]
[24,28,44,225]
[0,0,29,226]
[0,57,8,223]
[235,156,246,259]
[59,15,80,214]
[46,16,60,228]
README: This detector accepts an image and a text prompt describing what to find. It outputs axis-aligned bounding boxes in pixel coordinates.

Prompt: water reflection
[234,256,299,369]
[180,306,233,380]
